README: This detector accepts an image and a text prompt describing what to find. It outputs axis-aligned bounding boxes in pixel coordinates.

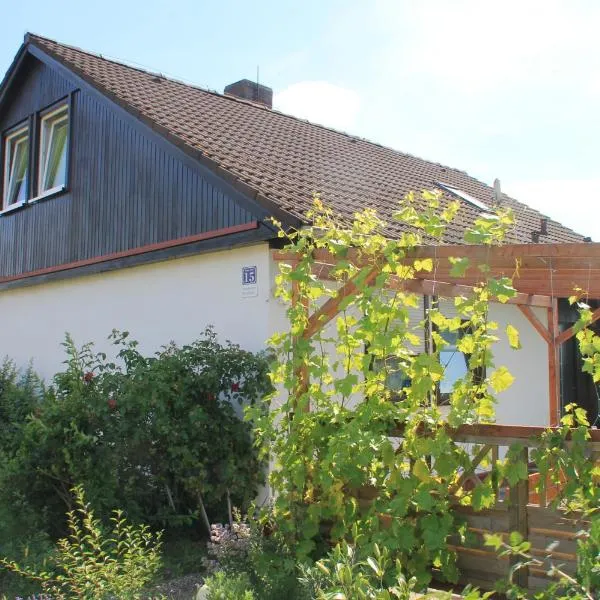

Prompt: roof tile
[27,34,583,245]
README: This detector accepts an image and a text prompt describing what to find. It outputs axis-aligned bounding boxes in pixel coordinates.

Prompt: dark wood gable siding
[1,55,76,125]
[0,56,259,279]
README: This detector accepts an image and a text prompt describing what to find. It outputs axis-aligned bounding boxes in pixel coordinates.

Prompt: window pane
[4,131,29,207]
[386,367,411,393]
[440,349,468,394]
[439,330,468,396]
[373,356,411,397]
[40,108,68,193]
[43,120,68,190]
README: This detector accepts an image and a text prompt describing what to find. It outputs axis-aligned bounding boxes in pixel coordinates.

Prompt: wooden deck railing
[385,423,600,591]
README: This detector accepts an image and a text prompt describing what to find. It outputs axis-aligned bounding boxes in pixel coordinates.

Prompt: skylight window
[3,125,29,210]
[436,182,489,211]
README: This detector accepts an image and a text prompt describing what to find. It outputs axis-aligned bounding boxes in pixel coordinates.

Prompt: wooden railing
[386,423,600,591]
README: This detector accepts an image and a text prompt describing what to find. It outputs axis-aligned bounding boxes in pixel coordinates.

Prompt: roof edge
[24,33,482,182]
[22,36,301,231]
[0,39,30,111]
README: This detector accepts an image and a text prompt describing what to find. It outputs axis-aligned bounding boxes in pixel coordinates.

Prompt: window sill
[0,186,68,216]
[0,201,26,215]
[29,185,67,204]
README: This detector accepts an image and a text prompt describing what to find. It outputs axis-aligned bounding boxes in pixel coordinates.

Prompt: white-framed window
[438,329,469,404]
[2,125,29,210]
[38,104,69,195]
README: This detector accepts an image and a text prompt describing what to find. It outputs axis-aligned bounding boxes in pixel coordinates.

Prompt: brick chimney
[224,79,273,108]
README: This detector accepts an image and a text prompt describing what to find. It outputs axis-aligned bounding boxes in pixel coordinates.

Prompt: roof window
[435,182,489,211]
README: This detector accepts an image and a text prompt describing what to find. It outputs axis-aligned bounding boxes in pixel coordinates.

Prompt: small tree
[0,327,272,541]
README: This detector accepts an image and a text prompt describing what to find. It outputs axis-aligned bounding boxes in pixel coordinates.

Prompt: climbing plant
[249,192,599,596]
[250,192,522,589]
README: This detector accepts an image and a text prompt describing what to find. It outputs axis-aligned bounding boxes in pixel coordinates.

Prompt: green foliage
[205,511,307,600]
[485,529,597,600]
[0,359,51,595]
[161,534,207,579]
[203,571,256,600]
[0,327,271,543]
[243,525,305,600]
[252,194,519,590]
[257,193,598,598]
[299,541,415,599]
[0,485,162,599]
[299,540,489,599]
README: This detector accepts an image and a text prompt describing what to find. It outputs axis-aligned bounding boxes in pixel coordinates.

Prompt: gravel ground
[149,573,204,599]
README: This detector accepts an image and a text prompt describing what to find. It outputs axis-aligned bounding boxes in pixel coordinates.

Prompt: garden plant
[243,194,599,598]
[0,328,271,596]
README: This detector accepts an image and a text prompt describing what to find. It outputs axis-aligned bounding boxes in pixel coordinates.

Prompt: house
[0,33,596,427]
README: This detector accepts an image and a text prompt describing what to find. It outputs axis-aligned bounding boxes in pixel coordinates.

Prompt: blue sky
[2,0,599,239]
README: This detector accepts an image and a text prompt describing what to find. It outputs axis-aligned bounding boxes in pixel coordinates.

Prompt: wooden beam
[273,253,553,308]
[547,299,560,426]
[509,446,530,588]
[410,242,600,261]
[273,247,600,299]
[556,306,600,345]
[518,305,552,344]
[407,279,551,307]
[274,243,600,265]
[449,444,493,495]
[389,422,600,445]
[303,266,380,339]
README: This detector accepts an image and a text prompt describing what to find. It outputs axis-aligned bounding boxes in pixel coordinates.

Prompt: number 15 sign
[242,266,258,297]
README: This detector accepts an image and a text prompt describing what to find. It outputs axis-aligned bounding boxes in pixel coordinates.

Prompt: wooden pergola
[274,242,600,427]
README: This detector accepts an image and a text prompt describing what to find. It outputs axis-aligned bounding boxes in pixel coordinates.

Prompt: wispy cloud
[374,0,600,94]
[505,179,600,240]
[274,81,361,131]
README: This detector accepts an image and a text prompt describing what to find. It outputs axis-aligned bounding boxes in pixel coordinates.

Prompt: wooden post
[547,299,560,426]
[508,446,529,589]
[491,445,499,498]
[291,277,310,412]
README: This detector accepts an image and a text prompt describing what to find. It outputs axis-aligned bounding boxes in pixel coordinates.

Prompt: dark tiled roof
[26,34,583,244]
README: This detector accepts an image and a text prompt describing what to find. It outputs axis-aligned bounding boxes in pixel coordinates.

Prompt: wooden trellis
[275,241,600,426]
[275,241,600,592]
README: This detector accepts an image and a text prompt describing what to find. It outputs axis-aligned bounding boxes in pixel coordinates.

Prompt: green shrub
[0,359,49,594]
[205,511,306,600]
[0,485,163,599]
[298,541,489,600]
[0,327,271,545]
[203,571,255,599]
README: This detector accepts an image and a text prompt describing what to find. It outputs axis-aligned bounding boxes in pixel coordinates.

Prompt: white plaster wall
[2,247,553,429]
[267,253,551,426]
[0,243,272,380]
[488,303,550,426]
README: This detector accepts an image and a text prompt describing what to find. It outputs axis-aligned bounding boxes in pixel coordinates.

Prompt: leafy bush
[204,511,306,600]
[0,359,49,595]
[0,327,271,544]
[253,195,518,589]
[298,541,481,600]
[203,571,255,600]
[0,485,162,599]
[256,195,599,597]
